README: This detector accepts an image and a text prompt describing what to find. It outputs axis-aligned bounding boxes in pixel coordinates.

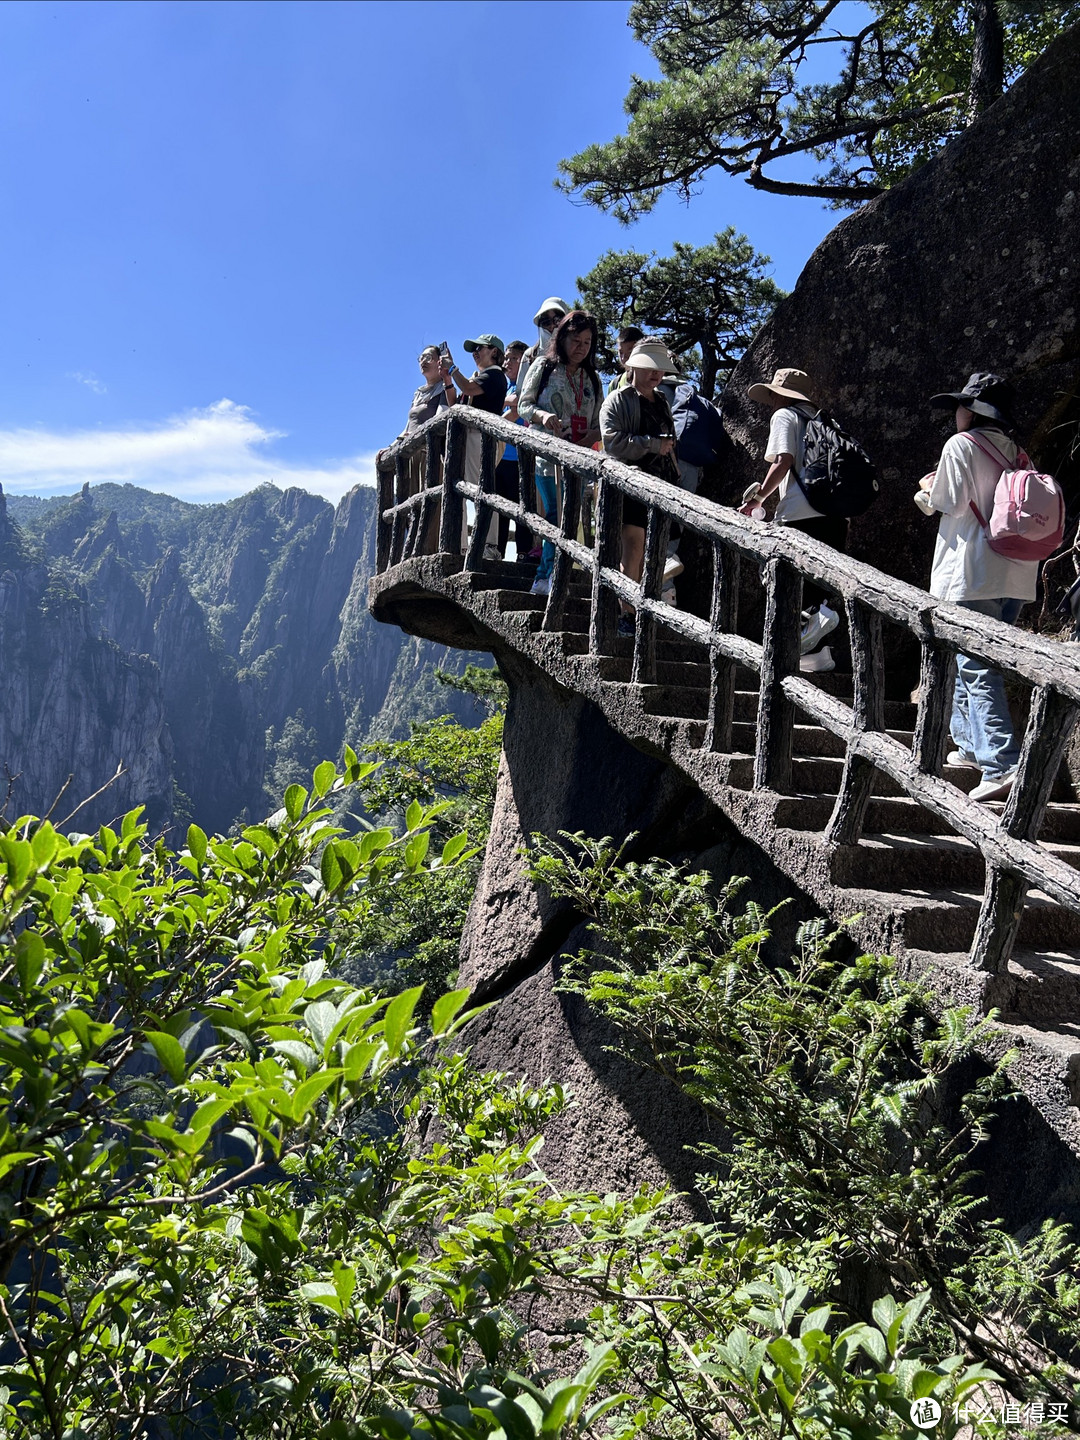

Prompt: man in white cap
[744,367,845,673]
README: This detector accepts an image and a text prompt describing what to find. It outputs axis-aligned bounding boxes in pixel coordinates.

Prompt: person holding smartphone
[444,335,509,558]
[517,310,603,596]
[398,344,456,439]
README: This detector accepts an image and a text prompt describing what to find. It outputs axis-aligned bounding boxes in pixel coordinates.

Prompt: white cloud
[68,370,108,395]
[0,400,376,504]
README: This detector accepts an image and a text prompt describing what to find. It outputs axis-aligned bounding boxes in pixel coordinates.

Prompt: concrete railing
[375,405,1080,976]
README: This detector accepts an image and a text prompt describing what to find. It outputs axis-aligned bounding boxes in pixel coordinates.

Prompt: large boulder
[717,21,1080,598]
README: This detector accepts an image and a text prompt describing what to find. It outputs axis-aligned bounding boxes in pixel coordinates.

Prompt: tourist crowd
[394,293,1057,806]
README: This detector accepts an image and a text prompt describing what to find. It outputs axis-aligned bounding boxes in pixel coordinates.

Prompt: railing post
[413,427,442,558]
[518,449,537,533]
[542,463,581,632]
[465,432,498,572]
[631,504,669,685]
[826,598,884,845]
[589,473,621,656]
[754,556,802,791]
[376,456,393,573]
[970,686,1080,973]
[704,539,739,754]
[439,416,466,557]
[389,450,411,565]
[913,630,953,772]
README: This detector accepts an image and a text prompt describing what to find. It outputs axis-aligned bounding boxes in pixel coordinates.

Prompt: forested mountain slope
[0,481,486,834]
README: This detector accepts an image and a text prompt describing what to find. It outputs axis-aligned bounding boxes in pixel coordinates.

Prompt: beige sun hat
[747,368,815,405]
[624,339,676,372]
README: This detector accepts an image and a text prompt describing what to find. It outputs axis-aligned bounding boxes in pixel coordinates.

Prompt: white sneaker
[800,644,835,674]
[800,602,839,655]
[483,543,501,561]
[946,749,978,768]
[661,584,677,607]
[530,575,551,597]
[663,554,684,582]
[969,770,1017,802]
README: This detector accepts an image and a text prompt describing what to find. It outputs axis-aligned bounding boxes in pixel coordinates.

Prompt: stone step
[848,883,1080,952]
[994,950,1080,1027]
[904,946,1080,1027]
[727,754,893,797]
[594,655,711,688]
[831,832,985,888]
[536,621,707,664]
[772,792,1080,843]
[731,721,914,759]
[731,689,916,728]
[773,793,960,835]
[728,752,1043,799]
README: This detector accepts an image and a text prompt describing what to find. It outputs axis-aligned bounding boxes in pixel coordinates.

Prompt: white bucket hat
[532,296,572,327]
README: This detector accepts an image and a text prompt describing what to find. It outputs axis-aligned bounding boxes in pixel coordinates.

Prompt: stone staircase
[373,553,1080,1152]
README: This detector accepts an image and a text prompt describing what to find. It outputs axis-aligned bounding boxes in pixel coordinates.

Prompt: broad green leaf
[320,844,343,892]
[145,1030,187,1084]
[383,986,423,1055]
[299,1281,343,1315]
[189,1096,235,1132]
[0,837,35,891]
[292,1069,342,1119]
[284,784,307,822]
[440,832,470,865]
[0,1152,39,1181]
[574,1342,619,1392]
[14,931,47,992]
[272,1039,320,1074]
[186,824,208,864]
[304,1001,338,1052]
[430,988,471,1037]
[30,823,58,868]
[312,760,337,798]
[540,1382,586,1435]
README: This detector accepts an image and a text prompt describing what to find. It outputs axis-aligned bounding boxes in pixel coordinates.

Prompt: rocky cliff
[2,481,487,834]
[715,20,1080,603]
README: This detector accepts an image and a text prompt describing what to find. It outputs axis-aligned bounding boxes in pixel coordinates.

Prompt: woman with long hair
[517,309,603,596]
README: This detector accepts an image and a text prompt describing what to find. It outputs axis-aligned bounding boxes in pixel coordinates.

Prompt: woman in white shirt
[918,372,1034,801]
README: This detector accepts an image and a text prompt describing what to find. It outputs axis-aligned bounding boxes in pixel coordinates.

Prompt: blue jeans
[535,469,558,580]
[950,598,1024,779]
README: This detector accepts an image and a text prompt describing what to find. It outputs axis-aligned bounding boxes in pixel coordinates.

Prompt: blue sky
[0,0,850,503]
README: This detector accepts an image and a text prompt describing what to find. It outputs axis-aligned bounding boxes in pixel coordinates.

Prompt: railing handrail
[373,405,1080,978]
[380,406,1080,696]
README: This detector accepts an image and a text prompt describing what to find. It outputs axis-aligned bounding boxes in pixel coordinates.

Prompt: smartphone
[439,341,453,366]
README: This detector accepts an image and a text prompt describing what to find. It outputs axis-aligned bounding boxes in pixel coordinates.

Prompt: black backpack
[795,410,879,518]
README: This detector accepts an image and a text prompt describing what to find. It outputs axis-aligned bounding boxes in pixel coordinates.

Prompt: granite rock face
[717,21,1080,596]
[0,492,173,829]
[2,482,488,833]
[457,647,825,1199]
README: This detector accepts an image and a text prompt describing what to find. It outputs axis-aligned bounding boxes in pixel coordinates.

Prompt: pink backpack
[966,431,1065,562]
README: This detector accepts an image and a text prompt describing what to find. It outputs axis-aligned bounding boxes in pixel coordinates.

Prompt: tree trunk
[699,347,720,403]
[968,0,1005,120]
